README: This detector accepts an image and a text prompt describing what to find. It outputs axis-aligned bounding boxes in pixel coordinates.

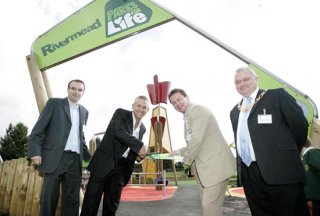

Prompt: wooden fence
[0,158,43,216]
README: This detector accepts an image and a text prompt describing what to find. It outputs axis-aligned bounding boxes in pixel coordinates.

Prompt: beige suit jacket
[181,103,236,187]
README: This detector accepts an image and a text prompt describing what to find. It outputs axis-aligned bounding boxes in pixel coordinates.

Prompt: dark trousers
[80,157,129,216]
[241,162,309,216]
[311,200,320,216]
[40,151,81,216]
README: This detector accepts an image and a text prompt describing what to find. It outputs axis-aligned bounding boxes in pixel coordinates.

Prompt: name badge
[258,114,272,124]
[186,133,192,142]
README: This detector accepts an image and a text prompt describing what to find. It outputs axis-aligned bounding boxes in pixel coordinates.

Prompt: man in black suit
[27,79,92,216]
[230,67,309,216]
[80,95,149,216]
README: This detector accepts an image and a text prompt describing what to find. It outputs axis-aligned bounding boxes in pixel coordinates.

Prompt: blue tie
[239,97,252,167]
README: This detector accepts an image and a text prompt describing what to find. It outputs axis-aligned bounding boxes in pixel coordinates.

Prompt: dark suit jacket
[88,108,145,186]
[27,97,91,173]
[230,88,308,186]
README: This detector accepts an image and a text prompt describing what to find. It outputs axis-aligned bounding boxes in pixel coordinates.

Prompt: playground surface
[96,184,251,216]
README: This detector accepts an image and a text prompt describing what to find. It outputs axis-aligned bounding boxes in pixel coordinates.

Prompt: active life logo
[105,0,152,37]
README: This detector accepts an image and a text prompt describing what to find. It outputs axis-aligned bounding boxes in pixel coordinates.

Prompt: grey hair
[133,95,149,104]
[235,67,257,78]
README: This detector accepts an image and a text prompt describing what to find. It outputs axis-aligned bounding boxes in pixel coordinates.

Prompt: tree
[0,122,28,161]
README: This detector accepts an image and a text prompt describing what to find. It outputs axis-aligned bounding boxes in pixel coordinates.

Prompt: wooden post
[2,159,18,214]
[147,106,178,187]
[31,172,43,216]
[16,159,29,216]
[26,53,48,112]
[42,70,53,98]
[0,161,9,211]
[155,105,164,177]
[24,163,38,215]
[10,158,24,215]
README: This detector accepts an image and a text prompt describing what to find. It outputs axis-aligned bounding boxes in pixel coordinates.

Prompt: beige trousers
[198,179,228,216]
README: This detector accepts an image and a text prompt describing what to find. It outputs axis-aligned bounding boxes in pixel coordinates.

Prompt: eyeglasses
[69,87,84,92]
[234,77,253,85]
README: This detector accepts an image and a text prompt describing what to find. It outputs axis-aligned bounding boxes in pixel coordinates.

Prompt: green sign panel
[31,0,174,70]
[250,64,315,135]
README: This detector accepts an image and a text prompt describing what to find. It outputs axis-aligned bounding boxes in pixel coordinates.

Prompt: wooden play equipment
[143,105,178,187]
[143,75,178,187]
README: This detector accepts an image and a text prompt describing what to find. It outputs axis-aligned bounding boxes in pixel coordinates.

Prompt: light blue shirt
[237,87,259,162]
[65,101,80,154]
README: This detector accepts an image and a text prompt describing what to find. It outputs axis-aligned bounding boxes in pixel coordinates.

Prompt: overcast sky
[0,0,319,151]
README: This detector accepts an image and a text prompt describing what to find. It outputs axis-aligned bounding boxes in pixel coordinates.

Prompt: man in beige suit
[169,88,236,216]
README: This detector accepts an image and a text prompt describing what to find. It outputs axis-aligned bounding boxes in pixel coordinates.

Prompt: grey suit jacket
[27,97,91,173]
[182,103,236,187]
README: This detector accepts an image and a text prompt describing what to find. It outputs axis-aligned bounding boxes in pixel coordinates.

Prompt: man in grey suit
[169,88,236,216]
[28,79,92,216]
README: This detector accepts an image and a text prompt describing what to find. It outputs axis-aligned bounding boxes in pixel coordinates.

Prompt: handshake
[170,150,181,156]
[138,145,148,160]
[136,147,184,162]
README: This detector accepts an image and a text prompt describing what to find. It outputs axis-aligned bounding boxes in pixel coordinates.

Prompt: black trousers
[311,200,320,216]
[80,157,129,216]
[40,151,81,216]
[241,162,309,216]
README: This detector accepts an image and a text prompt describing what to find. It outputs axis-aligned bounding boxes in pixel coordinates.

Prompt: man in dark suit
[28,79,92,216]
[80,95,149,216]
[230,67,309,216]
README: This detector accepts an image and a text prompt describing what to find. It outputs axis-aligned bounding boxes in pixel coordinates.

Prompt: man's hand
[170,150,181,156]
[138,145,147,159]
[31,156,42,166]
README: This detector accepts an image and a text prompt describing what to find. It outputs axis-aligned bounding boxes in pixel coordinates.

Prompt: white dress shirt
[64,101,80,154]
[122,113,141,158]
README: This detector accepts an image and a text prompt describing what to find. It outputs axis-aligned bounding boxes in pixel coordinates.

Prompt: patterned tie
[239,97,252,167]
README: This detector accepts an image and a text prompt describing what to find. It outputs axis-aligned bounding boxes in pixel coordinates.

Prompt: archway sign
[27,0,318,135]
